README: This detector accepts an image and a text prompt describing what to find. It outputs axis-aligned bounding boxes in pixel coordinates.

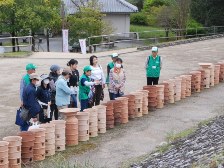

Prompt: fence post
[196,28,198,38]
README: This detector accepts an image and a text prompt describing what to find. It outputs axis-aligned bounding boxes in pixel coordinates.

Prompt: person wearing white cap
[36,74,51,123]
[145,46,162,85]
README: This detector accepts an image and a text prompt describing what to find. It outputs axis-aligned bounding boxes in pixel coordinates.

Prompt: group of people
[18,47,162,131]
[18,52,129,131]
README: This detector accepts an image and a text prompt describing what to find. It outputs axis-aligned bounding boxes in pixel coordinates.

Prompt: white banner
[79,39,87,54]
[62,29,69,52]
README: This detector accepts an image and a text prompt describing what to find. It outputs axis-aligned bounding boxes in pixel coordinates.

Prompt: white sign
[62,29,69,52]
[79,39,87,54]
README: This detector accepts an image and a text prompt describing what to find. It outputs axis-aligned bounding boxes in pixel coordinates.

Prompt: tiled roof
[63,0,138,14]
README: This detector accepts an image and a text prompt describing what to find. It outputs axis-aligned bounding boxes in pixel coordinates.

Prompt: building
[63,0,138,34]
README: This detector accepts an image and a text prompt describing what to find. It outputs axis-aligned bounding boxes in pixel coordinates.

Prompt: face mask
[115,64,121,68]
[43,79,50,85]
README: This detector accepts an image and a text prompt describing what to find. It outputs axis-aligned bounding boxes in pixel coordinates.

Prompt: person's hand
[102,84,105,89]
[48,102,51,106]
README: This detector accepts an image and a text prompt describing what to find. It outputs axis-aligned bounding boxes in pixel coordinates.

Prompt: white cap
[40,74,49,81]
[152,47,158,52]
[111,53,118,58]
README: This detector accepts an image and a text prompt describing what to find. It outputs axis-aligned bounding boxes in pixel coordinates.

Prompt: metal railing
[87,26,224,53]
[0,36,33,53]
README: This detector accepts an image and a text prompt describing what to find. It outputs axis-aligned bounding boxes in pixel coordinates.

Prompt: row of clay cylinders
[197,69,205,91]
[155,85,165,108]
[50,120,66,151]
[198,63,212,88]
[190,71,201,93]
[39,123,55,156]
[84,108,98,137]
[29,128,46,161]
[143,85,158,110]
[18,131,35,165]
[113,99,123,125]
[123,94,136,119]
[217,62,224,81]
[3,136,22,168]
[0,141,9,168]
[130,92,143,117]
[76,112,89,142]
[95,105,107,134]
[104,101,114,129]
[116,97,129,123]
[214,64,221,84]
[160,82,169,104]
[173,77,182,101]
[137,90,149,114]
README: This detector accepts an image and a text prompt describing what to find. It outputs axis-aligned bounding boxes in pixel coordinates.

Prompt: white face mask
[43,79,50,85]
[115,63,121,68]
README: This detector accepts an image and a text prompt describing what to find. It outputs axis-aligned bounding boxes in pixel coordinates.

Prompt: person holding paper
[36,74,51,123]
[145,47,162,85]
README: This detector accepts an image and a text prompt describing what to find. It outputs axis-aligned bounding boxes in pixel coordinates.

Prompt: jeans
[147,77,159,85]
[80,99,88,112]
[20,122,30,131]
[70,94,78,108]
[110,92,124,100]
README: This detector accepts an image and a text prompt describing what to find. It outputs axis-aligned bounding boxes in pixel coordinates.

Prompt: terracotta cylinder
[196,69,205,90]
[29,128,46,161]
[130,92,143,117]
[113,100,123,125]
[190,71,201,93]
[163,80,175,103]
[155,85,165,108]
[217,62,224,81]
[115,97,129,123]
[94,105,107,134]
[76,112,89,141]
[159,82,170,104]
[103,101,115,130]
[50,120,66,146]
[0,141,9,167]
[18,131,35,164]
[171,78,181,101]
[143,85,158,110]
[199,63,213,88]
[84,108,98,137]
[39,123,55,157]
[214,64,221,84]
[123,94,136,119]
[136,90,149,114]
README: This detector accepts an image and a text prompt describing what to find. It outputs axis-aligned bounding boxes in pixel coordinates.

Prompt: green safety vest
[146,55,161,77]
[106,62,115,84]
[23,74,30,85]
[79,74,91,100]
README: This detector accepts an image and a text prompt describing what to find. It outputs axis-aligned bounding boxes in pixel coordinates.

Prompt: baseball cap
[40,74,49,81]
[26,63,37,70]
[152,47,158,52]
[50,65,60,72]
[110,53,119,58]
[83,66,92,72]
[29,73,40,80]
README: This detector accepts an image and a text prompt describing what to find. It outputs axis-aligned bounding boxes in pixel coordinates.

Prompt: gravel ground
[131,116,224,168]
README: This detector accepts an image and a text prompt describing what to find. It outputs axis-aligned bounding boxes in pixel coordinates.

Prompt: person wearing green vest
[79,66,99,111]
[20,63,37,106]
[145,47,162,85]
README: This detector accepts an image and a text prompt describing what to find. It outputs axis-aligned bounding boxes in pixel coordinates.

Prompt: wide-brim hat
[30,73,40,80]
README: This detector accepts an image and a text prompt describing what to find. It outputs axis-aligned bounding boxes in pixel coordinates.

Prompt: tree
[0,0,61,52]
[127,0,144,11]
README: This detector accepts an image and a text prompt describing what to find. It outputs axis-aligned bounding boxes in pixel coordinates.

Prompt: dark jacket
[49,72,59,103]
[23,83,41,118]
[68,69,79,87]
[36,86,51,109]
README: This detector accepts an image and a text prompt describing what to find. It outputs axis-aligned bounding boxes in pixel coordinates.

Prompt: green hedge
[130,12,148,26]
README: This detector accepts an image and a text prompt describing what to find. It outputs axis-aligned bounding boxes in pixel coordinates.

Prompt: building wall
[103,14,130,34]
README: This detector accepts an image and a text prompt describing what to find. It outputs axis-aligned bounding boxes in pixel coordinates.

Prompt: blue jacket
[36,86,51,109]
[55,76,72,107]
[23,83,41,118]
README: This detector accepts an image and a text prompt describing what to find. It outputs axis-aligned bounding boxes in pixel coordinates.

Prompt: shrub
[130,12,148,26]
[186,19,205,36]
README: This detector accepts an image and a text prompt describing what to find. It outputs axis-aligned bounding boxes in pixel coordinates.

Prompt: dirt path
[0,38,224,167]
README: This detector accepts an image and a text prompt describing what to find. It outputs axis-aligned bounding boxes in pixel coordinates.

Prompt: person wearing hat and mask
[36,74,51,123]
[49,64,61,120]
[22,73,41,131]
[79,66,99,111]
[20,63,37,106]
[145,47,162,85]
[55,68,73,112]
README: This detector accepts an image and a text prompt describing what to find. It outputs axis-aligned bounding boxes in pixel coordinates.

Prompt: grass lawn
[0,51,32,57]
